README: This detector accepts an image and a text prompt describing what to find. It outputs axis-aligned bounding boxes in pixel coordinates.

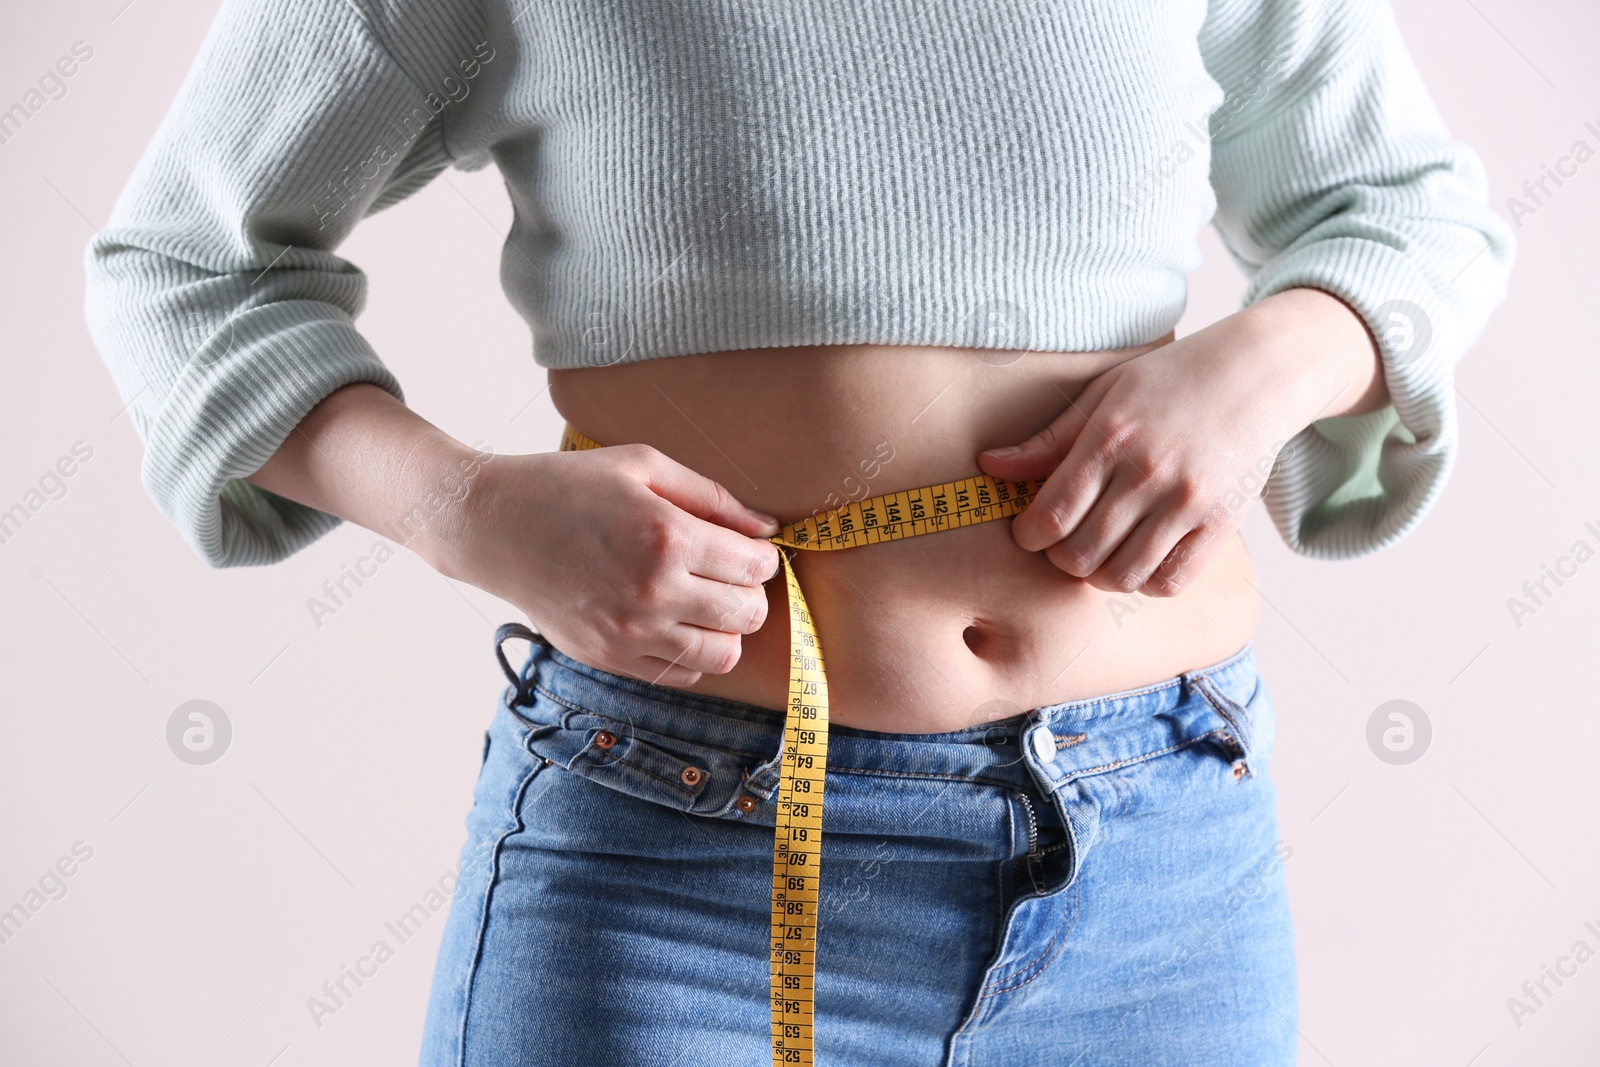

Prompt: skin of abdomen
[547,338,1260,733]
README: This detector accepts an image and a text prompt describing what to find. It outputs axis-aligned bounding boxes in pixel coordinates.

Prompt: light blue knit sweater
[83,0,1514,568]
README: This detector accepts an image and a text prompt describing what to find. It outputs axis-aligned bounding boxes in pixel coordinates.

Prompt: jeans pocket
[1190,661,1273,781]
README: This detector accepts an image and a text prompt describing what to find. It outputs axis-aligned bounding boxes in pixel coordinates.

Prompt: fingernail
[750,510,781,529]
[982,446,1021,459]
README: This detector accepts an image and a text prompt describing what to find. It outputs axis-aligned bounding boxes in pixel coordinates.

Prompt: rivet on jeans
[735,794,758,813]
[1232,760,1247,780]
[594,730,617,750]
[681,766,704,786]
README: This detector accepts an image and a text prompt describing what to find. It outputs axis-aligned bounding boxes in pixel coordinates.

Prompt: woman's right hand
[242,385,778,687]
[431,443,784,688]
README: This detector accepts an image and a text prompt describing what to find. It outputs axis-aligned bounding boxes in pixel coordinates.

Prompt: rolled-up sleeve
[1200,0,1516,559]
[84,0,478,566]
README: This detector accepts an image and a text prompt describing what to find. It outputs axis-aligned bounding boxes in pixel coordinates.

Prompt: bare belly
[547,336,1260,734]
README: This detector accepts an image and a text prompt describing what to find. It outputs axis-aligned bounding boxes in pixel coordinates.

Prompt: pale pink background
[2,2,1595,1063]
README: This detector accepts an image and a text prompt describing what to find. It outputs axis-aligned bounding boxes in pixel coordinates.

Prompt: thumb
[978,370,1119,480]
[978,415,1083,481]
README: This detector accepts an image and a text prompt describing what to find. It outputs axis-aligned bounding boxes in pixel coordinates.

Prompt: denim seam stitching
[1058,731,1231,780]
[996,797,1013,937]
[502,693,544,733]
[454,759,548,1065]
[530,682,757,781]
[1032,642,1251,722]
[982,874,1070,997]
[1194,676,1252,754]
[824,765,1028,791]
[588,748,707,806]
[967,805,1013,1041]
[531,681,779,763]
[1048,677,1186,712]
[980,877,1080,998]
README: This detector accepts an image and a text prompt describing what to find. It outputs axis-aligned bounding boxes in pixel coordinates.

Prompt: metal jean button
[1029,725,1058,764]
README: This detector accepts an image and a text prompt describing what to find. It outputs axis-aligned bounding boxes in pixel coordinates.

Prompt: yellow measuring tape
[560,423,1043,1065]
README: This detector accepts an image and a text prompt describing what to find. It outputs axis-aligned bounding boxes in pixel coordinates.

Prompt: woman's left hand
[975,288,1385,597]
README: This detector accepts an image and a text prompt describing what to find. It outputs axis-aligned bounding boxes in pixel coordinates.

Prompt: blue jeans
[420,625,1298,1066]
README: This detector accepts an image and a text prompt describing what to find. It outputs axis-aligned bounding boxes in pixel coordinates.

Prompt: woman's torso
[548,338,1259,734]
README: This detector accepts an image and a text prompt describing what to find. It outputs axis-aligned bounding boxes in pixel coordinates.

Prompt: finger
[977,412,1086,482]
[1041,464,1153,578]
[1092,510,1195,593]
[976,375,1115,482]
[676,575,771,635]
[1139,524,1231,598]
[631,446,781,537]
[1008,408,1132,553]
[616,655,703,689]
[684,524,783,587]
[632,622,746,677]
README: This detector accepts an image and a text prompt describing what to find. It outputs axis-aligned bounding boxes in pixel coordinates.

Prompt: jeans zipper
[1015,791,1046,894]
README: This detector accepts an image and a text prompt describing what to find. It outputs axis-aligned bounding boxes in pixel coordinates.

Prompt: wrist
[385,428,499,577]
[1244,288,1390,428]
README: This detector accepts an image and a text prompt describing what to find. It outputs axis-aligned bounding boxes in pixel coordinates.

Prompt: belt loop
[493,622,543,701]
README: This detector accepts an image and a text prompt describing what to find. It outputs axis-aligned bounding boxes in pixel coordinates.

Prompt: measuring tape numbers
[559,423,1043,1065]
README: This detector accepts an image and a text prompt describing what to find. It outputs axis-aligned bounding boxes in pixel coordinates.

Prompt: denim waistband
[493,623,1264,819]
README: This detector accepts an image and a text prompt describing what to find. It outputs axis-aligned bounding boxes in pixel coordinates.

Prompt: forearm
[245,382,480,569]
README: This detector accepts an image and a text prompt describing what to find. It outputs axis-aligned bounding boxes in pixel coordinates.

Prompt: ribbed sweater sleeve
[83,0,474,567]
[1200,0,1516,559]
[85,0,1514,570]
